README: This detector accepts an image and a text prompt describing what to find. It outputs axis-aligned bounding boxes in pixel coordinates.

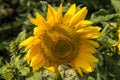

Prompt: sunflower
[19,4,101,76]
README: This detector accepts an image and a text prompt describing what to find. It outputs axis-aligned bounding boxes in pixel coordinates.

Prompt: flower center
[53,38,73,59]
[54,39,70,54]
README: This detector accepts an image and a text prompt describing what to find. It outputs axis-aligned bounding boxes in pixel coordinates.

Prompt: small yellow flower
[117,27,120,54]
[20,4,101,76]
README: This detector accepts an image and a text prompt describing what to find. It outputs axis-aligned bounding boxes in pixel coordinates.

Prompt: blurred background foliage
[1,0,120,80]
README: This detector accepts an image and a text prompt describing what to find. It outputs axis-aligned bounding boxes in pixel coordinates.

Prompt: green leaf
[111,0,120,13]
[88,76,95,80]
[90,9,120,23]
[26,72,42,80]
[90,9,108,23]
[104,55,120,80]
[19,67,30,76]
[26,68,56,80]
[105,36,117,45]
[40,1,48,13]
[16,30,26,43]
[0,42,6,50]
[0,57,3,67]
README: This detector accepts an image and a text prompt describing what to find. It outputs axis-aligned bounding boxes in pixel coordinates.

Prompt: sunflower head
[20,4,101,76]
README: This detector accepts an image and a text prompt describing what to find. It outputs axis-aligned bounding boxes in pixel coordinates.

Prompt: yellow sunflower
[20,4,101,76]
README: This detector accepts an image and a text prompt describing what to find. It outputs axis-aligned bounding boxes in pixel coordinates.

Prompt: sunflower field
[1,0,120,80]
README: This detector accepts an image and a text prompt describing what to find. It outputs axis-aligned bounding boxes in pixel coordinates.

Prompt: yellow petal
[80,42,97,54]
[30,54,43,66]
[47,4,57,26]
[36,12,47,27]
[77,27,102,39]
[75,20,93,30]
[118,43,120,53]
[24,50,31,61]
[33,27,39,36]
[47,4,57,21]
[33,27,45,37]
[79,49,99,62]
[31,54,44,71]
[88,40,100,48]
[45,67,55,73]
[19,36,34,47]
[63,4,76,24]
[64,4,76,17]
[83,33,102,39]
[77,67,83,76]
[74,58,93,72]
[24,44,41,60]
[29,12,47,28]
[76,26,101,33]
[56,4,63,23]
[29,18,37,26]
[118,29,120,39]
[69,7,88,26]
